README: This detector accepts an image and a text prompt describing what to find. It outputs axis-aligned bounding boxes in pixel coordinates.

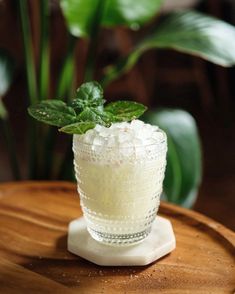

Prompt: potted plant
[1,0,235,208]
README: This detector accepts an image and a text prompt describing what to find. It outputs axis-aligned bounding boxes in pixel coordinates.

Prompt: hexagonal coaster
[68,216,176,266]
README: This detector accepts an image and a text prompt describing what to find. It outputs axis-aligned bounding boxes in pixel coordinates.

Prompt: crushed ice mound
[73,120,167,163]
[74,120,165,148]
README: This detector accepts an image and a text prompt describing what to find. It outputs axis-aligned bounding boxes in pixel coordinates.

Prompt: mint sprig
[28,81,147,134]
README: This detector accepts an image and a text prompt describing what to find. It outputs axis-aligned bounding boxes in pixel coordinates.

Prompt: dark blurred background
[0,0,234,230]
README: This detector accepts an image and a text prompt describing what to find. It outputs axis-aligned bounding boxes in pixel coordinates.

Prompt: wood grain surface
[0,181,234,294]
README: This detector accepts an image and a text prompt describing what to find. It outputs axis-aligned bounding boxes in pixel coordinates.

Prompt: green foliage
[101,11,235,86]
[28,81,147,134]
[143,109,202,208]
[60,0,163,37]
[4,0,235,206]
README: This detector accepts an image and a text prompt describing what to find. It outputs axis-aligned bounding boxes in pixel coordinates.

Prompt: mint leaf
[71,81,105,110]
[59,121,96,134]
[77,107,113,127]
[105,101,147,122]
[28,100,77,127]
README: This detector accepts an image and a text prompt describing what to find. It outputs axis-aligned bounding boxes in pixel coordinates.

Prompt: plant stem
[57,35,77,100]
[1,118,21,180]
[37,0,50,178]
[83,0,106,82]
[43,35,77,179]
[100,47,145,88]
[39,0,50,100]
[19,0,38,104]
[0,99,7,119]
[19,0,39,178]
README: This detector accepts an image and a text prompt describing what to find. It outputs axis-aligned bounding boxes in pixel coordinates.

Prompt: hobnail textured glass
[73,132,167,246]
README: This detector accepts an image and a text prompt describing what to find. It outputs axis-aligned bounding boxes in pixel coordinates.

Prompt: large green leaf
[60,0,163,37]
[102,0,163,28]
[143,11,235,67]
[60,0,101,37]
[143,109,202,208]
[101,11,235,86]
[0,50,15,119]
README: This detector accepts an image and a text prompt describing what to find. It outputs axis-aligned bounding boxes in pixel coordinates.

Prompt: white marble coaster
[67,216,176,266]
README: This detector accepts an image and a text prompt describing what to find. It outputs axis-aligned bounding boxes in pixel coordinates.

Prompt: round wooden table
[0,182,234,293]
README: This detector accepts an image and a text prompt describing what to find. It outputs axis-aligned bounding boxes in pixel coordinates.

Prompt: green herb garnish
[28,81,147,134]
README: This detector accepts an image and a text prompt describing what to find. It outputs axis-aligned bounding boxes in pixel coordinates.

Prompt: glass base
[87,226,152,246]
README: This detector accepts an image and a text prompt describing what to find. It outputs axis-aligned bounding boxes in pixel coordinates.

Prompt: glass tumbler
[73,131,167,246]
